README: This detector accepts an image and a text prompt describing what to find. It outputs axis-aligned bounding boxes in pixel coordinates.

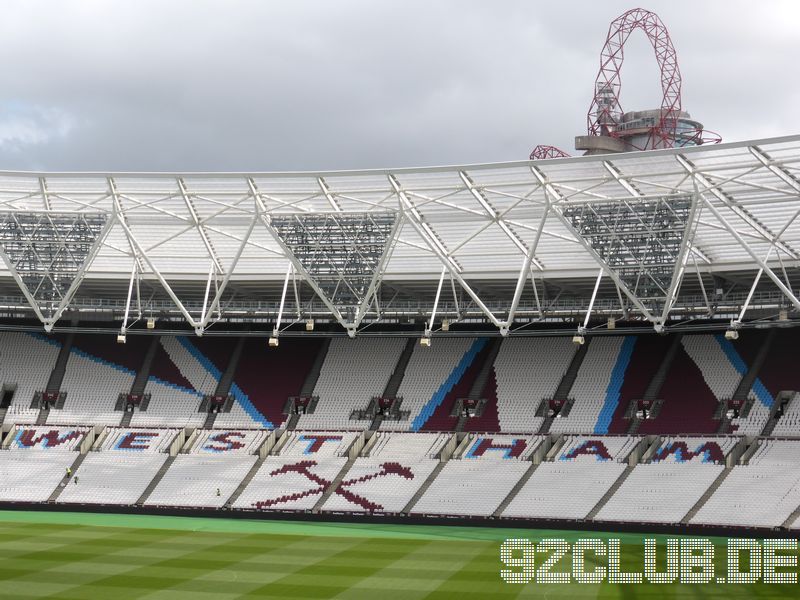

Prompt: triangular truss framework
[267,211,399,332]
[560,194,696,320]
[0,211,110,328]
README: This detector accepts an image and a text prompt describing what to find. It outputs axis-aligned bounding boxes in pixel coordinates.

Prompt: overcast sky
[0,0,797,172]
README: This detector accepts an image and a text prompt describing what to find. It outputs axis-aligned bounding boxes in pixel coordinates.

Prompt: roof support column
[121,260,138,334]
[581,268,604,333]
[691,254,712,316]
[197,265,215,335]
[656,184,702,330]
[504,192,549,334]
[273,263,293,338]
[424,266,446,339]
[450,272,461,321]
[197,209,259,331]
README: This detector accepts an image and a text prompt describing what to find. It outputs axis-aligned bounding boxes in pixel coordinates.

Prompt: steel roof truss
[110,182,202,329]
[532,164,661,324]
[0,211,112,330]
[604,160,703,323]
[677,154,799,260]
[262,208,399,335]
[692,180,800,312]
[177,178,222,274]
[504,190,550,332]
[389,173,503,329]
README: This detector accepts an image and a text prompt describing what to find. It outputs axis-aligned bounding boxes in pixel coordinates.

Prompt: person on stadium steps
[74,476,79,485]
[66,467,72,478]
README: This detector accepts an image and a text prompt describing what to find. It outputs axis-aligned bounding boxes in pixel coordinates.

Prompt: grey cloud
[0,0,796,172]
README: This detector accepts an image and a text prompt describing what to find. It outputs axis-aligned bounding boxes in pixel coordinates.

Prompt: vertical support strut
[425,266,446,338]
[389,174,504,328]
[692,254,712,316]
[274,263,293,337]
[504,195,549,334]
[121,261,137,334]
[199,264,215,334]
[582,268,604,332]
[737,269,762,324]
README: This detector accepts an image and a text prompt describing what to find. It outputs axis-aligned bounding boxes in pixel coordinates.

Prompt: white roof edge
[0,133,798,179]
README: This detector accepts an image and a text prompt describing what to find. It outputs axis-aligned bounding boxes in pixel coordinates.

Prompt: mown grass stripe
[30,530,266,600]
[0,528,199,599]
[0,512,796,599]
[236,537,428,599]
[420,541,523,599]
[329,538,492,600]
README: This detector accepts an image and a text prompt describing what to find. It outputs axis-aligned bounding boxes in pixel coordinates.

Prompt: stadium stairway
[717,329,776,434]
[760,412,780,438]
[455,338,502,432]
[203,337,246,429]
[680,465,734,524]
[402,461,448,514]
[120,410,133,427]
[370,338,416,430]
[310,432,366,512]
[225,455,267,508]
[552,339,588,400]
[538,339,588,434]
[48,453,87,503]
[492,461,540,517]
[130,337,160,396]
[136,456,176,505]
[381,338,416,401]
[311,456,358,513]
[737,439,762,465]
[760,391,794,437]
[781,500,800,529]
[734,330,774,400]
[201,412,216,429]
[627,334,682,434]
[46,331,75,395]
[116,337,160,431]
[643,334,683,401]
[626,415,643,435]
[585,464,636,521]
[286,339,331,430]
[35,408,50,426]
[32,331,75,425]
[467,338,502,400]
[299,338,331,398]
[214,337,245,399]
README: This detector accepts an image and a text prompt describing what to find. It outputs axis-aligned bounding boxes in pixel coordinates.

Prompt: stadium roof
[0,134,798,336]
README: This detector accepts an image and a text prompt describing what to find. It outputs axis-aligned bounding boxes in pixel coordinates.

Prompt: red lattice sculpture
[587,8,720,149]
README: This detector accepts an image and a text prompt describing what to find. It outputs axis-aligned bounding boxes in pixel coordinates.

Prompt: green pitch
[0,510,795,599]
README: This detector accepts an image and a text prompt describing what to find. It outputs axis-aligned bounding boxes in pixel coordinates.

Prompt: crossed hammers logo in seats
[254,460,414,511]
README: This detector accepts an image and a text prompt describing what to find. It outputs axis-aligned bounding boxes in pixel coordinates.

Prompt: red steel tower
[529,145,571,160]
[575,8,720,154]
